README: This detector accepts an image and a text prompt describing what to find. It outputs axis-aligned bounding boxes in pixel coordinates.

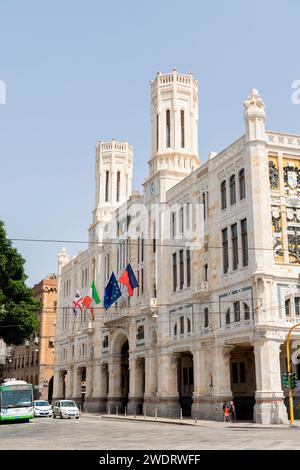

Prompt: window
[241,219,248,267]
[153,222,156,253]
[181,110,185,148]
[244,302,250,320]
[285,298,291,317]
[234,301,240,322]
[186,203,191,231]
[239,362,246,383]
[230,175,236,205]
[179,250,184,289]
[105,171,109,202]
[141,238,144,262]
[231,223,238,270]
[204,308,209,328]
[141,268,144,294]
[166,110,170,148]
[137,237,140,263]
[225,308,230,325]
[180,316,184,334]
[171,212,176,239]
[202,192,206,220]
[239,169,246,200]
[187,317,191,333]
[232,363,238,384]
[116,171,120,202]
[174,323,177,336]
[186,249,191,288]
[221,181,227,210]
[222,228,229,274]
[172,253,177,292]
[204,264,208,281]
[156,114,159,151]
[179,207,184,234]
[295,297,300,317]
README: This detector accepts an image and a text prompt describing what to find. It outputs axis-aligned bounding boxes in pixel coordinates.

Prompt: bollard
[155,408,157,420]
[116,406,118,416]
[85,408,87,413]
[134,407,136,419]
[107,405,111,415]
[194,414,197,424]
[144,407,146,419]
[124,406,127,417]
[180,408,183,420]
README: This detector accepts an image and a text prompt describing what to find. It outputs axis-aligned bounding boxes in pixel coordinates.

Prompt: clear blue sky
[0,0,299,286]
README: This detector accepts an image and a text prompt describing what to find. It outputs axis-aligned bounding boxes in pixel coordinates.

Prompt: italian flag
[82,281,101,319]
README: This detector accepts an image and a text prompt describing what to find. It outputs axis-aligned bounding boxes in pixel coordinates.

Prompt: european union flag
[104,272,122,309]
[126,263,138,289]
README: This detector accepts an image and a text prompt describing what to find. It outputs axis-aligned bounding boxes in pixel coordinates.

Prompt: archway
[120,339,129,412]
[48,376,53,402]
[177,352,194,417]
[230,345,256,421]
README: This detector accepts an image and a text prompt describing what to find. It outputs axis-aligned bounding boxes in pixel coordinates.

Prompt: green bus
[0,379,34,422]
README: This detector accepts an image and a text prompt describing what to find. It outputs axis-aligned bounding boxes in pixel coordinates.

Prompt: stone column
[73,367,82,404]
[85,365,93,399]
[253,338,288,424]
[107,356,122,413]
[192,349,210,419]
[128,358,145,415]
[53,369,64,400]
[65,367,73,398]
[200,345,233,421]
[156,353,180,418]
[143,353,158,416]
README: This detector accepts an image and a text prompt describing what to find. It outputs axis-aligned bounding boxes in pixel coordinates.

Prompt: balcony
[82,321,95,335]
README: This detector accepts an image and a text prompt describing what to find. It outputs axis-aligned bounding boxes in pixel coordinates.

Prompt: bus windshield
[1,389,33,408]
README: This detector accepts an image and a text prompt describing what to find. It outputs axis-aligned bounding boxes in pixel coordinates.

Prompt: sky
[0,0,299,286]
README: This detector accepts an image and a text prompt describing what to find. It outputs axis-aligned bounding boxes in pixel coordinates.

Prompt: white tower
[92,139,133,226]
[244,89,266,142]
[149,69,200,178]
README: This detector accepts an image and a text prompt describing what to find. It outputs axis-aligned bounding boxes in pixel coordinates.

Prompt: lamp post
[286,321,300,426]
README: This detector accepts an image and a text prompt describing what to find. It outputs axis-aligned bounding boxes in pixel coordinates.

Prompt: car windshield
[61,401,76,407]
[35,401,49,407]
[1,389,32,408]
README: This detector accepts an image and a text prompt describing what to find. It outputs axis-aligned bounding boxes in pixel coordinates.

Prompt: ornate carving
[287,208,300,264]
[272,207,283,260]
[284,164,300,193]
[269,161,279,190]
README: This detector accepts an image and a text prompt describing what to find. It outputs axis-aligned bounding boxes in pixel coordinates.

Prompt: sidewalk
[84,412,300,429]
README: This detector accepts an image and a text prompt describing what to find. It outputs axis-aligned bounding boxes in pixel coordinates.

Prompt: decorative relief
[283,159,300,196]
[272,206,283,261]
[269,159,279,190]
[286,207,300,264]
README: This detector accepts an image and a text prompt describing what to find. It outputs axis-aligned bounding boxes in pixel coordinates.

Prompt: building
[3,275,57,400]
[53,70,300,424]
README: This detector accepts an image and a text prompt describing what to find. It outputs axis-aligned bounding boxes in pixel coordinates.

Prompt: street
[0,414,300,450]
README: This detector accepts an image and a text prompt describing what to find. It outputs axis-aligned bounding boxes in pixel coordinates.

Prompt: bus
[0,379,34,422]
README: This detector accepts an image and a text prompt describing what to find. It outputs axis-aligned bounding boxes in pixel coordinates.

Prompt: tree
[0,220,39,345]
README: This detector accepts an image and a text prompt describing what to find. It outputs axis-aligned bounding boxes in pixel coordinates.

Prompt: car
[33,400,53,417]
[52,400,80,419]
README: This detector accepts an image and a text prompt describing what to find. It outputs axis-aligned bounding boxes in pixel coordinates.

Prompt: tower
[149,69,200,178]
[92,139,133,227]
[244,88,266,142]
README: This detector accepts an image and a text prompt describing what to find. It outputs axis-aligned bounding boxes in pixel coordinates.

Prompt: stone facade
[3,275,57,400]
[53,70,300,423]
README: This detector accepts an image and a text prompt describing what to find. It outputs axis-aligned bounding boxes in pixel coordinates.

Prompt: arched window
[180,207,184,234]
[221,181,226,210]
[174,323,177,336]
[230,175,236,205]
[285,298,291,317]
[204,308,209,328]
[171,212,176,239]
[181,110,185,148]
[180,316,184,334]
[225,308,230,325]
[156,114,159,151]
[166,110,170,148]
[186,202,191,230]
[116,171,121,202]
[239,169,245,200]
[243,302,250,320]
[187,317,191,333]
[105,171,109,202]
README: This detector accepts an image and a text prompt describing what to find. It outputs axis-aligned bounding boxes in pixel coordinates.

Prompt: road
[0,414,299,450]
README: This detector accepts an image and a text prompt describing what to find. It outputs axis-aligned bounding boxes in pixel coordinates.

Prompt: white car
[33,400,53,417]
[52,400,80,419]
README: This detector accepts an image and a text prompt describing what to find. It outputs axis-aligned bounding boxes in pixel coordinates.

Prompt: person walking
[229,400,236,423]
[223,401,230,422]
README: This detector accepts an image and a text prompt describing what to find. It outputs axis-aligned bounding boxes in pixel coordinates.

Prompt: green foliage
[0,221,39,345]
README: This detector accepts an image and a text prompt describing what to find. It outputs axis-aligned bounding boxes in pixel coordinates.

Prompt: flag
[72,290,83,315]
[119,264,138,297]
[82,281,101,319]
[104,272,122,309]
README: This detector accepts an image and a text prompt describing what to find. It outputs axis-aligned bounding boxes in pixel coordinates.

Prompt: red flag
[119,270,134,296]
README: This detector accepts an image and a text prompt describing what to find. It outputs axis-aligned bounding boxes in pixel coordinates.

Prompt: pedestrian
[223,401,230,422]
[229,400,236,423]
